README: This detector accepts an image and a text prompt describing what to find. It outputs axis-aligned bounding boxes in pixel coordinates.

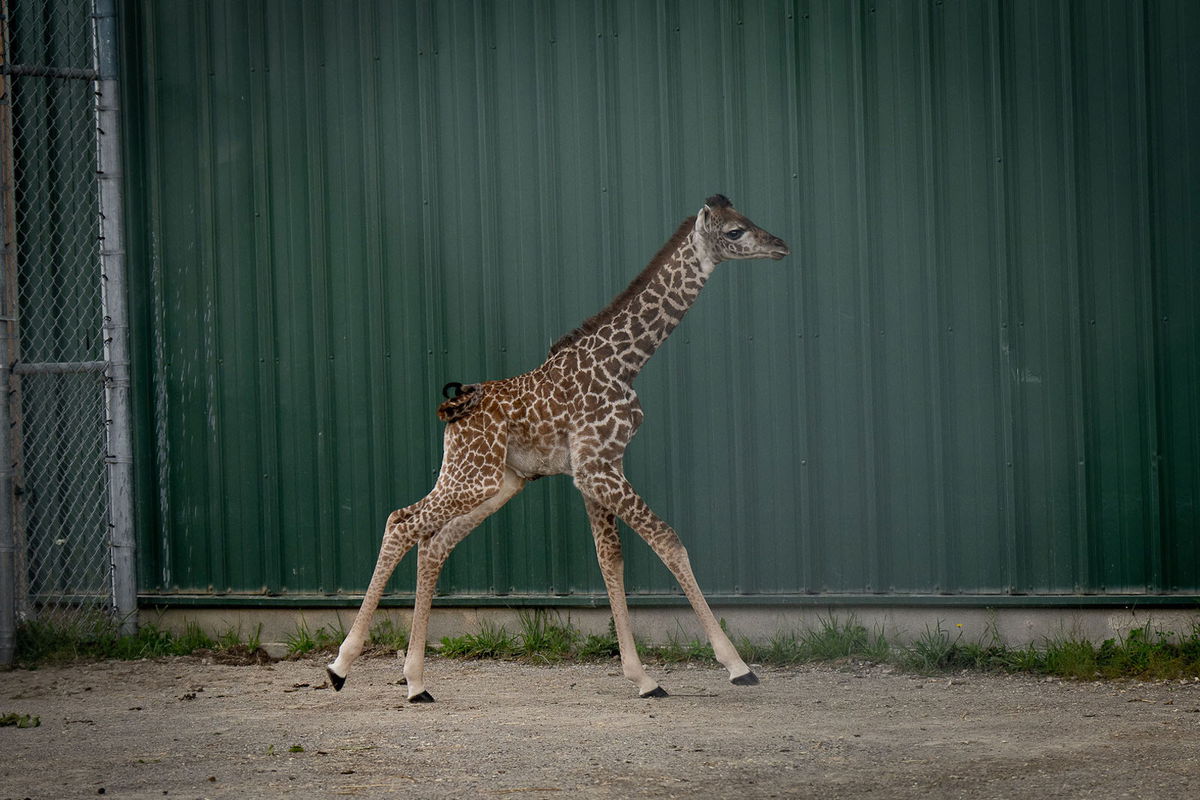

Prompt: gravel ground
[3,653,1198,799]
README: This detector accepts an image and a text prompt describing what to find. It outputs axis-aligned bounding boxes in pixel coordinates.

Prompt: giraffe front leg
[328,504,423,689]
[583,498,666,698]
[665,543,758,686]
[578,469,757,688]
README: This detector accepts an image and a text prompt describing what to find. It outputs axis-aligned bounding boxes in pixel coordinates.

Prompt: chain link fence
[1,0,130,651]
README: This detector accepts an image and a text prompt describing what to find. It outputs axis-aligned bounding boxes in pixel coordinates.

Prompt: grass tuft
[439,620,517,659]
[172,621,217,654]
[898,621,962,673]
[0,712,41,728]
[433,612,1200,682]
[577,617,621,660]
[886,620,1200,680]
[368,617,408,653]
[653,629,715,664]
[14,617,263,665]
[737,614,890,666]
[1033,623,1200,681]
[216,623,263,652]
[284,618,343,656]
[14,610,1200,683]
[801,614,890,662]
[517,610,580,661]
[739,629,805,665]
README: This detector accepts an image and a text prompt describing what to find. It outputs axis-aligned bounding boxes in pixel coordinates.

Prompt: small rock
[260,642,291,661]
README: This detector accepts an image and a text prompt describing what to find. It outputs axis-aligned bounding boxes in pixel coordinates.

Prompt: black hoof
[640,686,669,698]
[731,670,760,686]
[408,690,436,703]
[326,666,346,692]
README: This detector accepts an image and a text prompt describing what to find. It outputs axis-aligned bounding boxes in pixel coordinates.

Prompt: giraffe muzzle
[767,237,790,260]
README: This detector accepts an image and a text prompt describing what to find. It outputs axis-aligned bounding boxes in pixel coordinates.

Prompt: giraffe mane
[548,215,697,356]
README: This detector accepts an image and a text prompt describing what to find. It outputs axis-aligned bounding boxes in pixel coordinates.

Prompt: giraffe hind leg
[327,501,429,688]
[330,405,511,692]
[401,467,526,701]
[326,478,509,693]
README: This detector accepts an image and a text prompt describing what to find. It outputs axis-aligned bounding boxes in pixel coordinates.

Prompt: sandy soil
[2,653,1198,799]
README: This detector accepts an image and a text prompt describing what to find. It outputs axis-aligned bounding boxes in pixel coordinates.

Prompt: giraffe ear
[696,205,711,231]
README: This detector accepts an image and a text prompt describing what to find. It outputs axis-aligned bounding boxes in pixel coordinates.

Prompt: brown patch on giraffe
[547,216,697,356]
[593,418,616,440]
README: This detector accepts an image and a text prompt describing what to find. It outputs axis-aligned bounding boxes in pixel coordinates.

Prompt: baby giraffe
[328,194,790,700]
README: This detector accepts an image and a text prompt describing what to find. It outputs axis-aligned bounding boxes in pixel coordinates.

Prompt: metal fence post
[94,0,135,635]
[0,0,16,666]
[0,338,12,666]
[0,240,12,667]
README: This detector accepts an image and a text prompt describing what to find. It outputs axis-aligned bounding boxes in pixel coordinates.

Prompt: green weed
[14,607,1200,684]
[14,618,263,665]
[886,619,1200,680]
[1034,623,1200,681]
[0,712,41,728]
[173,621,217,653]
[739,629,804,665]
[15,617,104,663]
[736,615,889,666]
[517,610,581,661]
[577,617,621,660]
[439,621,517,659]
[579,631,621,659]
[284,618,342,656]
[652,628,715,663]
[1040,636,1098,679]
[899,621,962,672]
[1002,644,1045,673]
[216,623,263,652]
[368,617,409,653]
[801,614,890,661]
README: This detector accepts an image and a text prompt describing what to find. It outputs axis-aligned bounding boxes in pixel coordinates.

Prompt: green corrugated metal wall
[121,0,1199,603]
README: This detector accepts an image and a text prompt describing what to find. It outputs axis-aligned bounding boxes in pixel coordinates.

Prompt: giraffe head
[693,194,790,264]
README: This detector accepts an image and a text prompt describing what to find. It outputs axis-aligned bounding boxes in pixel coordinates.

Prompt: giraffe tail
[436,382,482,423]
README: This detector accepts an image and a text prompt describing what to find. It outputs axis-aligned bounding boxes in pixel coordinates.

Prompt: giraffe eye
[724,229,745,241]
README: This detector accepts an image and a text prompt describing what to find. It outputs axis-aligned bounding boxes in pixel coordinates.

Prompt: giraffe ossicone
[328,195,790,700]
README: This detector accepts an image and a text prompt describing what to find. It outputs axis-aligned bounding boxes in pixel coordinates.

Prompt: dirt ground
[2,653,1198,800]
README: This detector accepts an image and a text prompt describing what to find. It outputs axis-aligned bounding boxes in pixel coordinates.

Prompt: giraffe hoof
[408,690,436,703]
[326,666,346,692]
[640,686,669,699]
[731,670,760,686]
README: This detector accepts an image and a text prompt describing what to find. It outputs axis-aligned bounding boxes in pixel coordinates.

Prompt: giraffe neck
[562,220,714,381]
